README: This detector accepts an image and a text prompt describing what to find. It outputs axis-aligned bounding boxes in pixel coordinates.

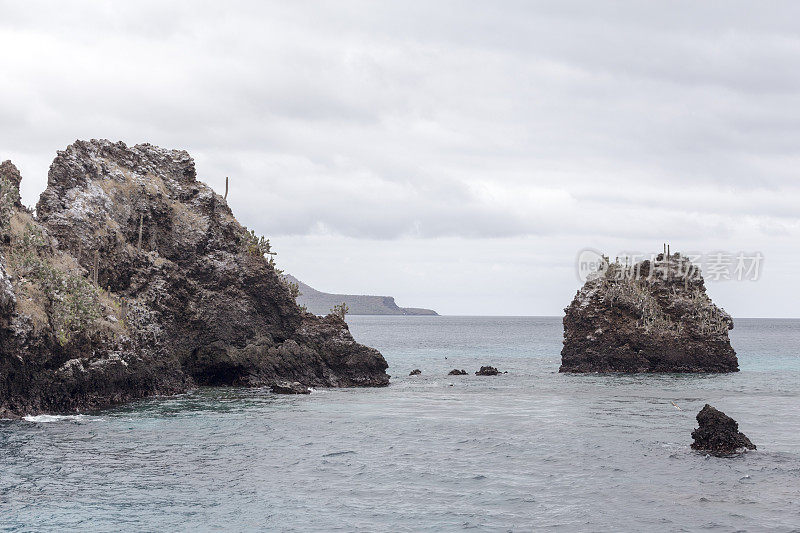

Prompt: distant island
[284,274,438,316]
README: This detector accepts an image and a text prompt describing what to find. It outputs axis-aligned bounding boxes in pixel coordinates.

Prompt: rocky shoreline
[0,140,389,418]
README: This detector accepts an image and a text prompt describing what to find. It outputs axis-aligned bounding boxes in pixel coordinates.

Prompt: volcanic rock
[448,369,467,375]
[691,404,756,455]
[0,160,22,205]
[409,369,422,376]
[475,366,500,376]
[560,253,738,373]
[0,140,389,418]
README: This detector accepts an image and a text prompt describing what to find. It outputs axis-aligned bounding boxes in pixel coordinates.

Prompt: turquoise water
[1,317,799,531]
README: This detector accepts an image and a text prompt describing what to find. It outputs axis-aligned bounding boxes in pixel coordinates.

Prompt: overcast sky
[1,1,799,316]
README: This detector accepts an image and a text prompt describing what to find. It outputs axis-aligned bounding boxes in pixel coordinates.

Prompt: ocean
[1,316,799,532]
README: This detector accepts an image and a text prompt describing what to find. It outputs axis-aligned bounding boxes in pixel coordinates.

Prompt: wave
[22,414,89,423]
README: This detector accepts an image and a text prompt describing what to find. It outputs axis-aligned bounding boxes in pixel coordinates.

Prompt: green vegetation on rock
[331,302,349,320]
[8,223,103,345]
[0,176,20,228]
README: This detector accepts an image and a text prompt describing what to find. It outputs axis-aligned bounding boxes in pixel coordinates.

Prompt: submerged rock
[0,140,389,418]
[560,253,738,373]
[448,369,467,375]
[409,369,422,376]
[475,366,500,376]
[271,381,311,395]
[691,404,756,455]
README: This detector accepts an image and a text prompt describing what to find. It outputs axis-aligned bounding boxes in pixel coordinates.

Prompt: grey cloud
[1,1,799,315]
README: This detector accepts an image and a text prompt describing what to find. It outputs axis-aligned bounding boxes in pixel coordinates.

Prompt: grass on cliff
[243,229,276,259]
[5,215,112,345]
[600,260,729,336]
[604,277,673,332]
[242,228,306,312]
[0,175,20,227]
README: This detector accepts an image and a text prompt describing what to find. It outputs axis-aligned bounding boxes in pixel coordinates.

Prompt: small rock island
[560,252,738,373]
[0,140,389,418]
[691,404,756,455]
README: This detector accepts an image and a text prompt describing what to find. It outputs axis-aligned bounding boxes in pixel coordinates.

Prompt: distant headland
[283,274,438,316]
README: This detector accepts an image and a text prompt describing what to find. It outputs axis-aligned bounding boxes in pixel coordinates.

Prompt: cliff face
[284,274,438,316]
[560,253,738,373]
[0,141,388,418]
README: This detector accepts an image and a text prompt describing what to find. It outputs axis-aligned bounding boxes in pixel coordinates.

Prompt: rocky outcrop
[560,253,738,373]
[691,404,756,455]
[0,161,22,206]
[0,140,388,418]
[475,366,500,376]
[448,369,467,375]
[271,381,311,394]
[409,369,422,376]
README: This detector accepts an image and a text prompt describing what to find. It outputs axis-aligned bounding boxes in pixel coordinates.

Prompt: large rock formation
[691,404,756,455]
[0,140,388,418]
[560,253,738,372]
[0,160,22,203]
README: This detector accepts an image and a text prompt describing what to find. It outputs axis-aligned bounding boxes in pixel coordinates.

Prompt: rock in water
[271,381,311,394]
[409,369,422,376]
[0,140,388,418]
[560,253,738,373]
[475,366,500,376]
[691,404,756,455]
[448,369,467,375]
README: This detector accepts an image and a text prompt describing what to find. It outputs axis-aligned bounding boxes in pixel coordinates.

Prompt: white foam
[23,414,88,423]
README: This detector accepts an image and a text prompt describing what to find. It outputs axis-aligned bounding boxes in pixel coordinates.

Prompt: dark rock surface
[475,366,500,376]
[448,369,467,375]
[409,369,422,376]
[691,404,756,455]
[270,381,311,394]
[560,253,738,373]
[0,140,388,418]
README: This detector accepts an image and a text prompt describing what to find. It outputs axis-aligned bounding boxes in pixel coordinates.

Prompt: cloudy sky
[2,1,799,316]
